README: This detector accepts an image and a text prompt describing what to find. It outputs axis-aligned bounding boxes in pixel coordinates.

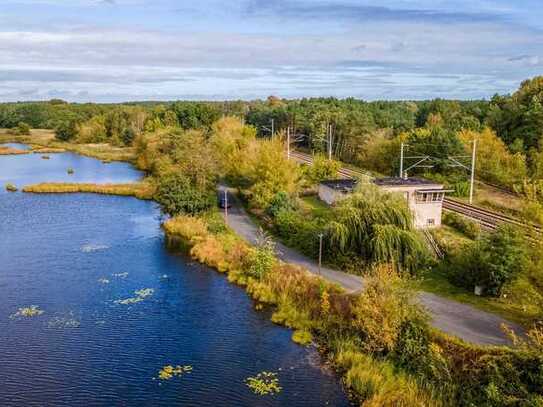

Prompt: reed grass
[163,213,543,407]
[0,146,29,155]
[22,181,155,200]
[31,147,66,154]
[51,142,136,162]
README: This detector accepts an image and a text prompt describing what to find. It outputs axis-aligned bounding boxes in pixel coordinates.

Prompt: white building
[318,177,449,229]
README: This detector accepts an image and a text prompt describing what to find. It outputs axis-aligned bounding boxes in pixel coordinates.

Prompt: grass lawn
[417,264,539,328]
[299,195,331,218]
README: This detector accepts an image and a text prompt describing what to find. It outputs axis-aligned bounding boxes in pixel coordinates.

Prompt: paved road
[219,186,525,346]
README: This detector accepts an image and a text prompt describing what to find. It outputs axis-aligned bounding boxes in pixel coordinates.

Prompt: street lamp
[318,233,324,275]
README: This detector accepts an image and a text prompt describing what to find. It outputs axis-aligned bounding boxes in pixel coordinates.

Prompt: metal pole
[469,139,477,204]
[271,118,274,136]
[318,233,323,275]
[399,142,404,178]
[224,189,228,221]
[287,126,290,160]
[328,124,332,160]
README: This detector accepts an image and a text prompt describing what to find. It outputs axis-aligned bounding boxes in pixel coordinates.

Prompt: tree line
[2,76,543,197]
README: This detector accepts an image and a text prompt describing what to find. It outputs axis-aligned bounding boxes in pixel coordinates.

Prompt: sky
[0,0,542,102]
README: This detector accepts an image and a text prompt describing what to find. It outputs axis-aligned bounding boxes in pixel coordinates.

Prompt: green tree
[13,122,31,135]
[155,173,215,216]
[448,225,528,296]
[55,120,78,141]
[327,184,428,272]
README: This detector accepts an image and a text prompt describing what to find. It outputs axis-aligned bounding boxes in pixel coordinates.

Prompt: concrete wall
[318,184,346,205]
[318,182,445,229]
[381,184,444,229]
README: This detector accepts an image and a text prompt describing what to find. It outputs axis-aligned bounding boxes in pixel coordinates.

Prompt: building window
[427,218,435,226]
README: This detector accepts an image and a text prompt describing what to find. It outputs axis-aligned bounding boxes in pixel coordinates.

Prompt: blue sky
[0,0,542,102]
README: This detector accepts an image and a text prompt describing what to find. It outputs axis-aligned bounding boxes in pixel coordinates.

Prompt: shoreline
[4,140,541,406]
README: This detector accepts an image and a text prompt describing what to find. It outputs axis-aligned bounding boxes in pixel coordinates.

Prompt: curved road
[219,186,525,347]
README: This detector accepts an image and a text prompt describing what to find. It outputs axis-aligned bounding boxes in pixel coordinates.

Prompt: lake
[0,146,350,406]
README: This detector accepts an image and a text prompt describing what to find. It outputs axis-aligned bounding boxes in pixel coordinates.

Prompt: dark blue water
[0,148,349,406]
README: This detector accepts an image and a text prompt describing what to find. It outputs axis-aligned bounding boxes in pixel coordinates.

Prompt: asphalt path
[219,186,525,346]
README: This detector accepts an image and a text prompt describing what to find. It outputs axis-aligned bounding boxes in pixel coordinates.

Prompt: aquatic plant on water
[67,168,74,174]
[41,155,50,159]
[245,371,282,396]
[48,312,81,328]
[156,365,193,381]
[98,278,110,284]
[5,183,17,192]
[115,288,154,305]
[10,305,44,319]
[112,272,129,278]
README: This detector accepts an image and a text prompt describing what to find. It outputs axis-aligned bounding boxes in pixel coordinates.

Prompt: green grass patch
[299,195,331,217]
[416,267,537,327]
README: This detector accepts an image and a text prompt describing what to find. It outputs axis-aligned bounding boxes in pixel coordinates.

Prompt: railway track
[291,150,541,234]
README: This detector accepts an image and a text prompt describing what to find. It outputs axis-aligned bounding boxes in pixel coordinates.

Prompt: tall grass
[0,146,29,155]
[163,213,543,407]
[22,182,155,200]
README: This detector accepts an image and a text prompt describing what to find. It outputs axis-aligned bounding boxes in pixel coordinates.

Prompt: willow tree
[327,184,428,272]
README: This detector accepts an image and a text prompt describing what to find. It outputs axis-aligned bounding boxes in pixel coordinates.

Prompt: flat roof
[373,177,442,187]
[320,179,357,190]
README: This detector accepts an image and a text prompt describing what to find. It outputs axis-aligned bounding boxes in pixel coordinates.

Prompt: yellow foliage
[22,182,155,200]
[291,330,313,346]
[243,137,301,208]
[0,146,29,155]
[351,265,425,354]
[163,216,209,242]
[459,128,527,187]
[157,364,193,380]
[245,371,282,395]
[334,340,441,407]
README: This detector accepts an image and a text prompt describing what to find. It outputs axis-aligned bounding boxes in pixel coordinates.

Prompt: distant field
[0,128,56,145]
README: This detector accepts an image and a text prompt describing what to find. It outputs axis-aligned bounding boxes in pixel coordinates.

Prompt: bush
[13,122,31,135]
[274,208,322,258]
[155,173,215,215]
[246,233,276,280]
[447,225,528,296]
[266,191,296,218]
[55,120,78,141]
[303,154,340,185]
[442,212,481,239]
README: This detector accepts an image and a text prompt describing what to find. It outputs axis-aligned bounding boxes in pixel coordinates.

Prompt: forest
[2,77,543,207]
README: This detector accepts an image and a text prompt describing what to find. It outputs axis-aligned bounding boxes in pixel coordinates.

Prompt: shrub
[155,173,215,215]
[303,154,340,185]
[350,265,429,354]
[55,120,78,141]
[266,191,296,218]
[442,212,481,239]
[246,232,276,280]
[13,122,31,135]
[447,225,528,296]
[274,208,321,258]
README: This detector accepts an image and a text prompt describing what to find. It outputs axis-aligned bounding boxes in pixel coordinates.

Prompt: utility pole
[271,118,274,136]
[318,233,324,275]
[399,142,404,178]
[328,124,333,160]
[469,139,477,204]
[287,126,291,160]
[224,189,228,221]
